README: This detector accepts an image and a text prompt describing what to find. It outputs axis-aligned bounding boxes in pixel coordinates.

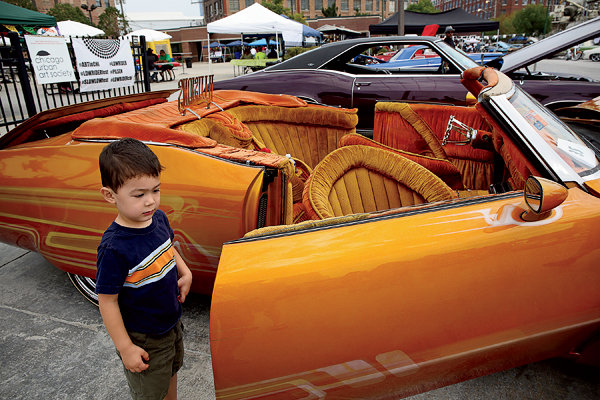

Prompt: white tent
[207,3,303,47]
[125,29,172,42]
[57,20,104,37]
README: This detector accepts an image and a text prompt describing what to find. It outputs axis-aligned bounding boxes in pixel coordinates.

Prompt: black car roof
[266,36,442,71]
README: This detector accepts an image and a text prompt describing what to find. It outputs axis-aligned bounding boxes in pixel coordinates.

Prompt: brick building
[32,0,116,25]
[432,0,558,19]
[203,0,401,23]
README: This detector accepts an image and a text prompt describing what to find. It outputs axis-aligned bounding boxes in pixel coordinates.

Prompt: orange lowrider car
[0,67,599,399]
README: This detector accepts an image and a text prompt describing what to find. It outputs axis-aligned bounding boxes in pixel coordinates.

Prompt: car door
[210,189,600,399]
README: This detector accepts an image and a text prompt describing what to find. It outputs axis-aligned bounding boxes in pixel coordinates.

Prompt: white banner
[24,35,75,84]
[72,37,136,92]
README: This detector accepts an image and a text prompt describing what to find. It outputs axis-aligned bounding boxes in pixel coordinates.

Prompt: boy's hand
[178,273,192,303]
[174,248,192,304]
[120,343,150,373]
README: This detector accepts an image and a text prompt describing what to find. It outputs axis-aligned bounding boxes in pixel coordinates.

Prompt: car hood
[500,17,600,74]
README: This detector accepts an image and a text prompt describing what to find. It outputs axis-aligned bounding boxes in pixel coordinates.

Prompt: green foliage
[289,12,307,25]
[322,2,339,17]
[97,6,129,36]
[3,0,37,11]
[406,0,440,14]
[263,0,307,24]
[284,46,317,59]
[262,0,287,15]
[496,13,516,35]
[355,9,370,16]
[512,4,550,35]
[47,3,93,26]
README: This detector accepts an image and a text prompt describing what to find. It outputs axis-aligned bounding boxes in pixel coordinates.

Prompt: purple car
[214,18,600,132]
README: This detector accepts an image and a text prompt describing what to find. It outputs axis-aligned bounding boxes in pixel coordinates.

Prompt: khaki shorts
[119,320,184,400]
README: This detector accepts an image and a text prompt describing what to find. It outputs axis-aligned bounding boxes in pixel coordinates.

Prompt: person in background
[250,47,257,57]
[158,49,175,81]
[255,48,266,60]
[146,48,158,83]
[240,47,253,59]
[267,46,277,59]
[443,26,456,48]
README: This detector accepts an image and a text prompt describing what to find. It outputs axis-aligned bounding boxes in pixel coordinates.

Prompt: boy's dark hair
[99,138,164,191]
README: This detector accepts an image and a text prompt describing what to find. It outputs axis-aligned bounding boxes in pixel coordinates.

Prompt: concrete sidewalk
[150,61,237,101]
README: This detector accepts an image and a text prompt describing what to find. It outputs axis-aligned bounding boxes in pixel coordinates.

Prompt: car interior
[3,85,540,237]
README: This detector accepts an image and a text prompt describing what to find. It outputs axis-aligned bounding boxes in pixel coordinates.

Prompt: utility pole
[398,0,404,35]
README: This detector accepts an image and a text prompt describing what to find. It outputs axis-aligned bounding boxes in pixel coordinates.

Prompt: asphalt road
[1,59,600,399]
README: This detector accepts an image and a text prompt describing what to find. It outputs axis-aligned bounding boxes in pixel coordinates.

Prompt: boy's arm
[98,294,149,373]
[174,248,192,303]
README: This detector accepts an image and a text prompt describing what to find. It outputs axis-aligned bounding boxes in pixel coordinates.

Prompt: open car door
[210,187,600,399]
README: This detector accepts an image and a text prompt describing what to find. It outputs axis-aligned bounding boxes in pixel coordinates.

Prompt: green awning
[0,1,57,27]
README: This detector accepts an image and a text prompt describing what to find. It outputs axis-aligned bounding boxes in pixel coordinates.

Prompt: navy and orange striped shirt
[96,210,181,334]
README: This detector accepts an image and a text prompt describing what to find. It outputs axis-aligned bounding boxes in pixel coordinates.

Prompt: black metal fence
[1,32,151,135]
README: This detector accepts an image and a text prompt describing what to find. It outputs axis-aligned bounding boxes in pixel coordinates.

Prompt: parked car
[485,40,517,53]
[0,65,599,398]
[359,44,503,72]
[213,17,600,132]
[582,46,600,61]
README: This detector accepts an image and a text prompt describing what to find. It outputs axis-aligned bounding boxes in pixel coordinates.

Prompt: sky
[121,0,203,17]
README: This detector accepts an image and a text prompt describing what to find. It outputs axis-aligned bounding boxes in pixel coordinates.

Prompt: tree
[3,0,36,11]
[98,6,129,36]
[262,0,307,24]
[512,4,550,36]
[322,2,339,17]
[47,3,94,26]
[406,0,440,14]
[496,13,516,35]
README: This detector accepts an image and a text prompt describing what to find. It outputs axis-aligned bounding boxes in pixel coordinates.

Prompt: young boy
[96,138,192,400]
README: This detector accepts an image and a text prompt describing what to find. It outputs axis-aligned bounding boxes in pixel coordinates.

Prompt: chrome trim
[487,94,585,186]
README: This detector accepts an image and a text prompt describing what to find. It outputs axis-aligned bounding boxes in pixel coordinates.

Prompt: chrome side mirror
[521,176,568,222]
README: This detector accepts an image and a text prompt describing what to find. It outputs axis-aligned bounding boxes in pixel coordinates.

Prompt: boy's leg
[164,373,177,400]
[121,321,184,400]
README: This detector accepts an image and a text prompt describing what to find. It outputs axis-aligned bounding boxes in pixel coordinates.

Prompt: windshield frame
[435,40,480,70]
[485,86,600,185]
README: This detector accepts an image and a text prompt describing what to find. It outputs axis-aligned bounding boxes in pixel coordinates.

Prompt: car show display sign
[72,37,135,92]
[24,35,75,84]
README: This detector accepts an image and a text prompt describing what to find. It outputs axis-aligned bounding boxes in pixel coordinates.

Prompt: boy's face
[101,175,161,229]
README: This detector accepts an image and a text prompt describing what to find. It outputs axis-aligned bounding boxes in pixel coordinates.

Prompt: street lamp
[80,3,98,24]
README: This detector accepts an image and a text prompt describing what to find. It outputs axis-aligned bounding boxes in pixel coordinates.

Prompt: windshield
[509,89,600,178]
[436,41,480,69]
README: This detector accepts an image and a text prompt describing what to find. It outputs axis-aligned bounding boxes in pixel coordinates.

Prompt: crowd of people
[240,45,278,60]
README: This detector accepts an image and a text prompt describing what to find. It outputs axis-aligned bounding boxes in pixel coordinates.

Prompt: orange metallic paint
[210,188,600,399]
[0,133,270,295]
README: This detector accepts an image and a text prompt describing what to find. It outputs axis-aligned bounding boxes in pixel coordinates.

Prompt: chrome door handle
[355,82,371,87]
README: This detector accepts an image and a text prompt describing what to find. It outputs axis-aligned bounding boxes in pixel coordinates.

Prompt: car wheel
[591,54,600,62]
[68,273,98,305]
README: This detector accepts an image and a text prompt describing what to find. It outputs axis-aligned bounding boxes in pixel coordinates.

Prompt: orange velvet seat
[338,133,464,190]
[224,104,359,170]
[374,102,497,190]
[302,145,457,220]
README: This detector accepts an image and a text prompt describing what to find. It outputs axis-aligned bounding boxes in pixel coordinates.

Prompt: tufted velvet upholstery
[224,105,359,170]
[339,133,464,190]
[374,102,496,190]
[303,145,457,220]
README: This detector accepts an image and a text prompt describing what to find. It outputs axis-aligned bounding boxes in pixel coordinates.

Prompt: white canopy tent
[207,3,303,47]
